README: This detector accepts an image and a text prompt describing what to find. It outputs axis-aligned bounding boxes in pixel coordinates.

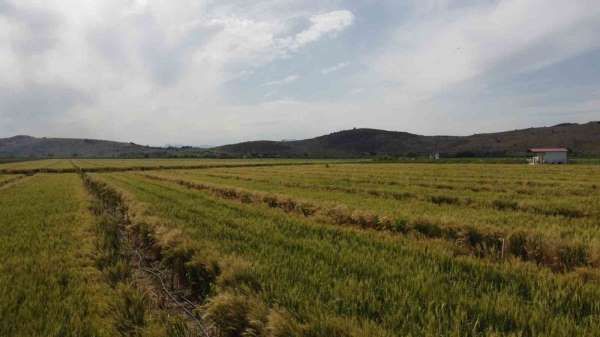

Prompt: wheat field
[2,159,600,336]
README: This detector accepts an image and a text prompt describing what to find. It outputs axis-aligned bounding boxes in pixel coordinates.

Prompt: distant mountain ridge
[2,121,600,158]
[0,135,165,158]
[0,135,209,158]
[214,121,600,157]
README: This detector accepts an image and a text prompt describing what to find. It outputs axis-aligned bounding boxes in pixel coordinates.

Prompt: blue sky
[1,0,599,146]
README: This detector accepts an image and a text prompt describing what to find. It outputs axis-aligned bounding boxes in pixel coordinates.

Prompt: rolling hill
[2,121,600,158]
[214,121,600,157]
[0,135,176,158]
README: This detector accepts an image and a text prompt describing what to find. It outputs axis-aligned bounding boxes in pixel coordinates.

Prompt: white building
[528,148,568,164]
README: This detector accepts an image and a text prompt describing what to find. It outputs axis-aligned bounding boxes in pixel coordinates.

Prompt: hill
[214,121,600,157]
[0,135,184,158]
[3,121,600,158]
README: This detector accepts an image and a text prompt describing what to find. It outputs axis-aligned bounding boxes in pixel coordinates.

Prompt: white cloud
[288,10,354,50]
[374,0,600,97]
[1,0,599,145]
[263,74,299,86]
[350,87,364,95]
[321,61,350,74]
[0,1,357,144]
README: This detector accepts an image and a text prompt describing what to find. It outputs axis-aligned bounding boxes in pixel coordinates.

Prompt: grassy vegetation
[73,158,346,169]
[141,164,600,270]
[0,158,356,174]
[0,174,197,337]
[374,157,529,164]
[1,157,599,172]
[0,174,25,189]
[4,161,600,336]
[0,159,62,170]
[0,174,17,184]
[0,174,121,337]
[89,170,600,336]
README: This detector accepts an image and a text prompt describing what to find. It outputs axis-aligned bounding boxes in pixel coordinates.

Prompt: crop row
[74,158,347,168]
[200,172,591,219]
[0,160,346,175]
[227,163,600,186]
[0,158,353,171]
[200,165,600,209]
[0,174,120,336]
[140,173,599,274]
[82,172,213,336]
[208,164,600,197]
[0,173,201,337]
[91,172,600,336]
[150,168,600,249]
[86,173,307,336]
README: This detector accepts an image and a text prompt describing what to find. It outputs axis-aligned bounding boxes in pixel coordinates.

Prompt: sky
[1,0,600,146]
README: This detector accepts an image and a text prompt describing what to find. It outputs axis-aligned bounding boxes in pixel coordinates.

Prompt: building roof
[529,148,568,153]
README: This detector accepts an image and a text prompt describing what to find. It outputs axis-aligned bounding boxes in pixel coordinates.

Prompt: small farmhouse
[528,148,568,164]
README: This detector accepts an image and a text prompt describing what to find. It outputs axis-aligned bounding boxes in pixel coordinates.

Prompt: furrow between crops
[82,173,211,336]
[84,173,307,336]
[139,173,600,276]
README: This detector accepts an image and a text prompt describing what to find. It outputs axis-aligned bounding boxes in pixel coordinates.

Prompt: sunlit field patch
[3,162,600,336]
[86,162,600,336]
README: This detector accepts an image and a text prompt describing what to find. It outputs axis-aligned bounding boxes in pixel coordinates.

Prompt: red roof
[529,148,568,153]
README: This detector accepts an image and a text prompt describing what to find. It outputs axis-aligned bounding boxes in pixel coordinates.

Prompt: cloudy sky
[1,0,600,146]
